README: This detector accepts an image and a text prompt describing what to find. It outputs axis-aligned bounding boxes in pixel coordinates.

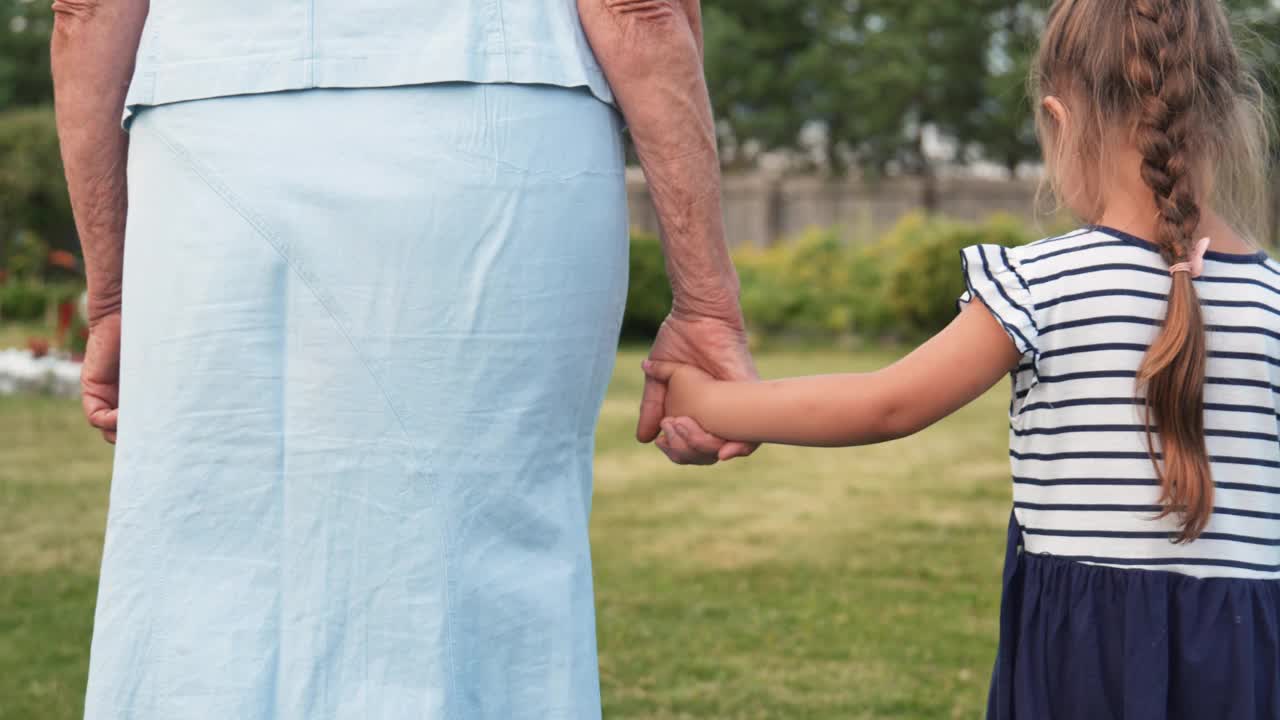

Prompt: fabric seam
[141,118,463,709]
[495,0,511,78]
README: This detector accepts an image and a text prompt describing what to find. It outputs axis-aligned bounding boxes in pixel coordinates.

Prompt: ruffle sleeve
[958,244,1039,357]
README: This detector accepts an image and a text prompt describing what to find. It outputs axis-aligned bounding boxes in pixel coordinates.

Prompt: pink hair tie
[1168,236,1211,278]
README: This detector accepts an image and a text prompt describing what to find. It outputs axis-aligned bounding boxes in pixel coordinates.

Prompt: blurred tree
[0,1,60,271]
[1230,0,1280,139]
[702,0,1280,211]
[969,0,1280,179]
[0,0,54,111]
[704,1,1010,208]
[966,2,1043,178]
[0,0,1275,224]
[824,1,1007,208]
[701,0,838,170]
[0,106,74,262]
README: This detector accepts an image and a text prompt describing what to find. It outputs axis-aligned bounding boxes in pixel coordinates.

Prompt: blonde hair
[1031,0,1273,541]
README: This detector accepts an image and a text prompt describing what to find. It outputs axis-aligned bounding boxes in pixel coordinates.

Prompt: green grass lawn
[0,347,1011,719]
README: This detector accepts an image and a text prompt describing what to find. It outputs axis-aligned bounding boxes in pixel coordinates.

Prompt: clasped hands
[635,311,758,465]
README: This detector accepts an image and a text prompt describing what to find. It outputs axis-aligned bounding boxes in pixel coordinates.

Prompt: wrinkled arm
[51,0,149,323]
[579,0,758,465]
[577,0,739,323]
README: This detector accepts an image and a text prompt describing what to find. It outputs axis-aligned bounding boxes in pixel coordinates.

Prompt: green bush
[0,106,76,269]
[734,213,1032,343]
[621,214,1033,343]
[44,281,84,308]
[622,230,672,340]
[737,227,872,339]
[881,212,1032,336]
[0,281,50,322]
[0,278,83,326]
[4,230,50,282]
[736,227,897,341]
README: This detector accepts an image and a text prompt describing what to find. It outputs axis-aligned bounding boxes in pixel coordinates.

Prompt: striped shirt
[959,225,1280,579]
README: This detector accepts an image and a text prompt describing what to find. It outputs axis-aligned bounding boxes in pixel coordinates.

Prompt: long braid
[1130,0,1201,255]
[1128,0,1213,541]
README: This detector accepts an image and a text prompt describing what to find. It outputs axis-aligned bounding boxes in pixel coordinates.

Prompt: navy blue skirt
[988,513,1280,720]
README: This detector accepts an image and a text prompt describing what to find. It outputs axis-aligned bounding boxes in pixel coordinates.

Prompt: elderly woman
[51,0,755,717]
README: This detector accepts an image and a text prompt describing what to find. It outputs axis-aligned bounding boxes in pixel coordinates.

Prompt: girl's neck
[1096,209,1249,254]
[1093,147,1254,254]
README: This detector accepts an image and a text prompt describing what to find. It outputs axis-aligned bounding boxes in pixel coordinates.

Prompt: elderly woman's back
[53,1,753,717]
[123,0,612,125]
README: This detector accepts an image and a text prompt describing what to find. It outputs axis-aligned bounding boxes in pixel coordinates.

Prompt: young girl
[647,1,1278,717]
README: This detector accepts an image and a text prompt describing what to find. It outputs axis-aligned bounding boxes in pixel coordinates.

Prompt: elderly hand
[81,311,121,444]
[637,310,758,465]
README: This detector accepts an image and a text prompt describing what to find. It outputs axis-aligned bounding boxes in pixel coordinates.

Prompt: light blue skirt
[85,83,629,720]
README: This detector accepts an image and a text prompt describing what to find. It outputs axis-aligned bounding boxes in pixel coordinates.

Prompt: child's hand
[641,360,717,421]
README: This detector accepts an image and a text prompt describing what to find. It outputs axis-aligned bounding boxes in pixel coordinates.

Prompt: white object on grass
[0,348,82,397]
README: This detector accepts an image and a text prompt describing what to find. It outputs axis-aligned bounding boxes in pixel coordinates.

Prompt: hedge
[621,229,672,341]
[0,280,49,322]
[0,106,75,263]
[621,213,1034,342]
[0,280,83,324]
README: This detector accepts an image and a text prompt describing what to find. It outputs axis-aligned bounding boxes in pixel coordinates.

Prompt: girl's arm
[645,301,1023,448]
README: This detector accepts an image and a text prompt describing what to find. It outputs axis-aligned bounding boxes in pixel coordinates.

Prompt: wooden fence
[626,169,1280,248]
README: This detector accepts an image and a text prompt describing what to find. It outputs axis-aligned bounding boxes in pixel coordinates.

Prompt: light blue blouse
[123,0,614,124]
